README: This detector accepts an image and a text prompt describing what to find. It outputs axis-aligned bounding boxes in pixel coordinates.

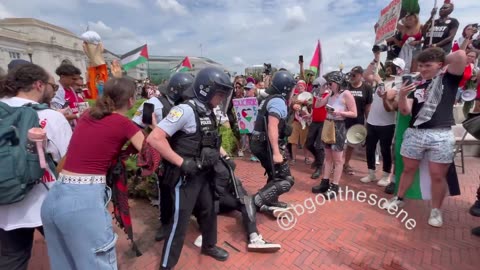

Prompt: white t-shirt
[0,97,72,231]
[367,77,401,126]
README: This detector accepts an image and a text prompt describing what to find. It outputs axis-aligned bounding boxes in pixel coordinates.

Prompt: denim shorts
[400,128,455,164]
[41,178,117,270]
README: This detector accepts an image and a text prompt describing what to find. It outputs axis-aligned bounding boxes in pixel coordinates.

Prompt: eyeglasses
[47,82,59,91]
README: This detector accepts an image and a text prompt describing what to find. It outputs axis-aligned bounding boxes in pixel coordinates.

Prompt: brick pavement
[29,153,480,270]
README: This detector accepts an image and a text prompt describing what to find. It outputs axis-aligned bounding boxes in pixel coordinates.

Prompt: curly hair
[0,64,49,98]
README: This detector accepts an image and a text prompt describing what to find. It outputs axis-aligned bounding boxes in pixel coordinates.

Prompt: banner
[232,97,258,134]
[375,0,402,44]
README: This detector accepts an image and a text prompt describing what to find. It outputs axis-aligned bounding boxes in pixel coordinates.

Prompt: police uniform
[132,95,174,128]
[158,99,220,268]
[250,94,294,208]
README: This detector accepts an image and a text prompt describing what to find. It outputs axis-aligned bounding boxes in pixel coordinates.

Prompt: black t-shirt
[348,82,373,119]
[423,17,459,53]
[408,72,463,129]
[387,32,402,61]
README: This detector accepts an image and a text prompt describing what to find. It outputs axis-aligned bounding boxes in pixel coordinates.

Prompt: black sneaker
[469,200,480,217]
[384,182,395,195]
[201,245,229,261]
[324,183,339,200]
[312,179,329,193]
[472,226,480,237]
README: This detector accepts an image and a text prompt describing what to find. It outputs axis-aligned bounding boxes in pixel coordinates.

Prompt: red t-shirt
[459,64,473,90]
[63,113,140,174]
[64,88,84,114]
[311,92,330,122]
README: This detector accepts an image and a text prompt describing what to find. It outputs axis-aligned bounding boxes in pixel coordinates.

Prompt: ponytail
[88,77,136,120]
[89,95,116,119]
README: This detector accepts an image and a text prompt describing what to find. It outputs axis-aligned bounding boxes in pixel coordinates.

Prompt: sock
[382,171,390,178]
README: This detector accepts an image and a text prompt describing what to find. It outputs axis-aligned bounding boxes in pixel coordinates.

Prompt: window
[9,52,20,59]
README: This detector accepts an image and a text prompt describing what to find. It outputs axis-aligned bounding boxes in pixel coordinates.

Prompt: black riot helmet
[192,67,233,108]
[266,70,296,99]
[166,72,194,103]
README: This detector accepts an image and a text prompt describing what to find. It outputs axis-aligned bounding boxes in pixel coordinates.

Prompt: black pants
[159,182,173,226]
[219,189,257,236]
[365,123,395,173]
[305,121,325,168]
[0,227,44,270]
[161,171,217,268]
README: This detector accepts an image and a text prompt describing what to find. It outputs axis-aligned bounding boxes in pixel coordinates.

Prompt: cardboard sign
[232,97,258,134]
[375,0,402,44]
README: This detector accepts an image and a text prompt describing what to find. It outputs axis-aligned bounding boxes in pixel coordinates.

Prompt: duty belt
[59,174,107,184]
[251,131,267,142]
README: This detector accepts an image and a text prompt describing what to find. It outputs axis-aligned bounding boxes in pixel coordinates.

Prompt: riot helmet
[192,67,233,109]
[165,72,194,103]
[265,70,296,99]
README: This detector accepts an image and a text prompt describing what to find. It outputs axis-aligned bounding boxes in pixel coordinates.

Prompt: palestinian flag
[172,56,192,73]
[308,40,322,78]
[394,113,460,199]
[121,44,148,71]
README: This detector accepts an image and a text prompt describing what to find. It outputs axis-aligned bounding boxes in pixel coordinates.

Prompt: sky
[1,0,479,75]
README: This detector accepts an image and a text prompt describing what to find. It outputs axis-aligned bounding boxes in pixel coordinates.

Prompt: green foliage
[220,125,238,156]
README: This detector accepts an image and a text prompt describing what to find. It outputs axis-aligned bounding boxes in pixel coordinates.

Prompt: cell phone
[402,75,413,85]
[299,55,303,63]
[326,104,335,112]
[142,102,154,125]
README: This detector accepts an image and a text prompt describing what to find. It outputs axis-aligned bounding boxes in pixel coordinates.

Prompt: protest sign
[375,0,402,44]
[232,97,258,134]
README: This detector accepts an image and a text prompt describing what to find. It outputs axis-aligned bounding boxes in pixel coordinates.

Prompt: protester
[305,77,329,179]
[147,67,232,269]
[383,48,467,228]
[50,64,83,128]
[360,52,404,187]
[422,2,459,54]
[41,77,145,269]
[311,71,357,199]
[288,80,312,165]
[343,66,373,175]
[0,64,72,270]
[397,13,423,73]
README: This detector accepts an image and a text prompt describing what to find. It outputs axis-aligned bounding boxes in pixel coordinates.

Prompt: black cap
[350,66,364,74]
[8,59,30,71]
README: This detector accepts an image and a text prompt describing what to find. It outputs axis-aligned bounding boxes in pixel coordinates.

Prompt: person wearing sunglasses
[422,2,459,54]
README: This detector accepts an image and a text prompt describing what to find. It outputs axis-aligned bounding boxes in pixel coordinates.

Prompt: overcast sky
[1,0,479,75]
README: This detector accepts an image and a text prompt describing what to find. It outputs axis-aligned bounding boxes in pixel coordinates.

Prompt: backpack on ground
[0,102,56,205]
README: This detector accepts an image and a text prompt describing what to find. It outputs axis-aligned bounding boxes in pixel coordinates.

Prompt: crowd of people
[1,2,480,270]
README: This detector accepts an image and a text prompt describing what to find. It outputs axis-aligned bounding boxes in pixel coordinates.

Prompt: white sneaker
[247,234,281,253]
[360,170,376,183]
[238,150,244,157]
[428,208,443,227]
[193,235,202,248]
[382,196,405,210]
[377,176,390,187]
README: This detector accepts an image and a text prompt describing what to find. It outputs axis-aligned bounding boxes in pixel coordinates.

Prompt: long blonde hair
[403,13,421,34]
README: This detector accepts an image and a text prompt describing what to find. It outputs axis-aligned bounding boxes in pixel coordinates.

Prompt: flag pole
[429,0,438,46]
[146,43,150,80]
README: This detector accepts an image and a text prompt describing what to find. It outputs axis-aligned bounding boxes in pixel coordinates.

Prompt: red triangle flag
[309,40,322,78]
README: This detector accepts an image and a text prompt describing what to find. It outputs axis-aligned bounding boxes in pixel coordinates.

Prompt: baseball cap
[8,59,30,71]
[245,82,255,90]
[312,77,326,87]
[350,66,364,74]
[392,58,406,71]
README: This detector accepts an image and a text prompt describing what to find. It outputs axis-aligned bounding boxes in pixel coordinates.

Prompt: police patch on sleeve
[166,107,184,123]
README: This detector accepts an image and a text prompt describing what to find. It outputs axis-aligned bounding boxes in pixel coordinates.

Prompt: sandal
[304,158,312,165]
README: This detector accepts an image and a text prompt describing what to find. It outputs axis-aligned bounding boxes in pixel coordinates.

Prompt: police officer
[132,72,194,242]
[249,70,297,211]
[147,67,232,270]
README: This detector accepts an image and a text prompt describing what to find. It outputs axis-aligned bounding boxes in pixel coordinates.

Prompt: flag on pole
[171,56,193,73]
[120,44,149,71]
[309,40,322,78]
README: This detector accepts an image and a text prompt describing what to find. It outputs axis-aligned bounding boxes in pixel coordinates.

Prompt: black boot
[311,167,322,179]
[384,182,395,195]
[470,200,480,217]
[201,245,229,261]
[312,179,329,193]
[324,183,339,200]
[155,226,167,241]
[268,198,289,208]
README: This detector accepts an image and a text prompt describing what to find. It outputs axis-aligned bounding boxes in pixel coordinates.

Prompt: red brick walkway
[29,154,480,270]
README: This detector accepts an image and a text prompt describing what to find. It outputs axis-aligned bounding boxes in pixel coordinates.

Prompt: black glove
[180,158,200,175]
[200,148,220,168]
